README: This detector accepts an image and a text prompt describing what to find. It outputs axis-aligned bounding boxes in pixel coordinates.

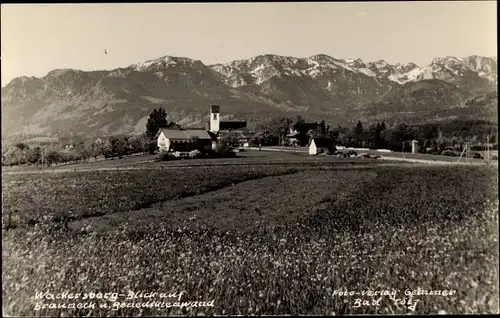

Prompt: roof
[219,121,247,130]
[221,130,250,139]
[184,129,212,139]
[304,122,320,131]
[311,137,334,148]
[157,128,212,140]
[287,132,301,138]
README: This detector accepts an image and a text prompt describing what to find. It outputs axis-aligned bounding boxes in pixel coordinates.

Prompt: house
[286,128,301,147]
[309,137,334,155]
[287,122,321,146]
[156,128,216,153]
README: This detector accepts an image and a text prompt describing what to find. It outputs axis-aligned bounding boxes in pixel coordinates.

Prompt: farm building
[309,137,334,155]
[156,128,216,152]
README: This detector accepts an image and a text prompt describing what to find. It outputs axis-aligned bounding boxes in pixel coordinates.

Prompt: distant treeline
[1,107,178,167]
[252,116,498,153]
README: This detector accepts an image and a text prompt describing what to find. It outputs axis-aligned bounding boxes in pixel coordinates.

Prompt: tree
[45,150,61,166]
[141,132,159,154]
[292,115,306,132]
[3,145,27,166]
[26,146,41,165]
[436,137,447,153]
[257,116,293,146]
[105,136,128,158]
[214,136,236,158]
[355,121,364,137]
[145,107,179,140]
[327,126,341,145]
[338,130,355,147]
[292,116,310,146]
[90,138,106,160]
[319,120,327,136]
[75,140,91,162]
[423,139,432,151]
[14,143,28,151]
[128,136,145,154]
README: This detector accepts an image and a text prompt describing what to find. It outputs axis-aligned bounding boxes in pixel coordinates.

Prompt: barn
[156,128,216,153]
[309,137,334,155]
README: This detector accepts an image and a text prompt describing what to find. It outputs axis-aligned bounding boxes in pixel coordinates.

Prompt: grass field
[2,162,498,316]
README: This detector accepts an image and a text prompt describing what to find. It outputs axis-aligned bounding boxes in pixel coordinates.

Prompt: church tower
[210,105,220,133]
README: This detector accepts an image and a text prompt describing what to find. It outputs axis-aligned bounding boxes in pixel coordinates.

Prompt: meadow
[2,162,498,316]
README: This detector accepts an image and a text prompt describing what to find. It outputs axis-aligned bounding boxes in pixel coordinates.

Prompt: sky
[1,2,497,84]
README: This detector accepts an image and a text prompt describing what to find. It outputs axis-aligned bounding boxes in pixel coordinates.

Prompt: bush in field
[26,146,42,165]
[2,144,28,166]
[44,150,61,166]
[156,150,176,161]
[59,150,81,163]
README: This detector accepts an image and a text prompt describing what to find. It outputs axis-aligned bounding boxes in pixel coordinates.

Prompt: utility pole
[458,143,465,163]
[466,142,469,163]
[487,135,490,164]
[42,147,45,169]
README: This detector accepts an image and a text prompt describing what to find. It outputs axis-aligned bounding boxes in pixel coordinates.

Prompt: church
[156,105,248,152]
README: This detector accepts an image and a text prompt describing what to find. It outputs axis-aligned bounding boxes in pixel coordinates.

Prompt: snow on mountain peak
[131,56,202,72]
[207,53,497,87]
[374,59,389,67]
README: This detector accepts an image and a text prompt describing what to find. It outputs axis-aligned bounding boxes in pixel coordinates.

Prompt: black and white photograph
[1,2,498,316]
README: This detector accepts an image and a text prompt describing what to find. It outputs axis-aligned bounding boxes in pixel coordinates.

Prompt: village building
[156,128,216,153]
[286,129,301,147]
[309,137,334,155]
[206,105,250,146]
[286,122,322,146]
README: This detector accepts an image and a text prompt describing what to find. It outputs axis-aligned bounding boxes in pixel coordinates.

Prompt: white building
[156,128,214,152]
[411,140,419,154]
[309,137,334,155]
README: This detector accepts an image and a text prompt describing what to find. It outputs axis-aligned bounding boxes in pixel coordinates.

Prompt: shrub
[214,139,236,158]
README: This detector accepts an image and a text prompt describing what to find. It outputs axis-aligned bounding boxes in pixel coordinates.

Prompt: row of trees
[1,135,159,167]
[2,107,182,167]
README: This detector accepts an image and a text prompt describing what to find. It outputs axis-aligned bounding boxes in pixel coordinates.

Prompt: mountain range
[1,54,497,141]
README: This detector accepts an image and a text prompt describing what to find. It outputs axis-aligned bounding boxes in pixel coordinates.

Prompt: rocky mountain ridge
[1,54,497,140]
